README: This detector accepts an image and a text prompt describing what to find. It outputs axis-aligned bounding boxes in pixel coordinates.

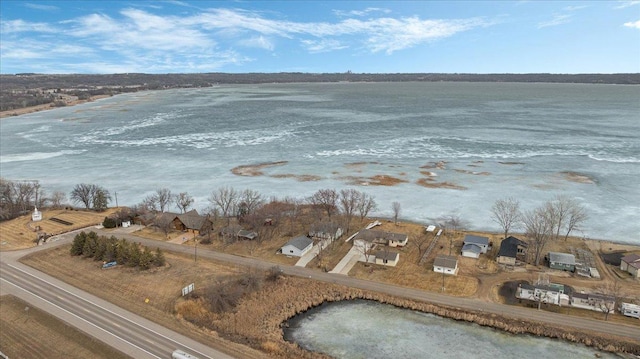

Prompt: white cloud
[0,19,56,33]
[300,39,348,53]
[537,14,572,28]
[334,7,391,18]
[24,3,59,11]
[239,35,275,51]
[614,1,640,9]
[623,19,640,29]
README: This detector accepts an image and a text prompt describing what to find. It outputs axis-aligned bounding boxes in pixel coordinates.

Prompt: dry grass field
[0,208,118,251]
[0,295,131,359]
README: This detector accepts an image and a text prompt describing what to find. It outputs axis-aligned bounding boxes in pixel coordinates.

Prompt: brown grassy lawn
[20,245,270,359]
[0,295,131,359]
[0,208,118,251]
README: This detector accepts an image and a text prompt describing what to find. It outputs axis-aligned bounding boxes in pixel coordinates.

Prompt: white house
[374,250,399,267]
[281,236,314,257]
[433,255,458,275]
[516,283,570,306]
[461,235,489,258]
[571,292,616,314]
[309,222,344,241]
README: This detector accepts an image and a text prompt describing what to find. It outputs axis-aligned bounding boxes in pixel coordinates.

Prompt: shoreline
[0,94,113,119]
[274,289,640,358]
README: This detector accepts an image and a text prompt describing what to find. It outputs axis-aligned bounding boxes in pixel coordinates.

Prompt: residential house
[548,252,576,272]
[619,302,640,319]
[176,209,213,235]
[620,254,640,278]
[516,283,570,306]
[220,225,258,241]
[496,236,527,266]
[374,250,400,267]
[353,229,408,248]
[433,255,459,275]
[281,236,314,257]
[571,292,616,313]
[461,235,489,259]
[309,222,344,241]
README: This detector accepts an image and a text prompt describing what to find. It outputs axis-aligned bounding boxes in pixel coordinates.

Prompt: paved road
[0,231,236,359]
[96,229,640,341]
[3,227,639,359]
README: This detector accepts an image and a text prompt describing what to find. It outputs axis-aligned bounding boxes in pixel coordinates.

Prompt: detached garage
[281,236,314,257]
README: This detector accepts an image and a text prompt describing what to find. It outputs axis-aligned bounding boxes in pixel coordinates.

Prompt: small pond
[284,300,618,359]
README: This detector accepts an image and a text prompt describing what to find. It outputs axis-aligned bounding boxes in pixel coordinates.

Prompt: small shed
[548,252,576,272]
[433,255,458,275]
[374,250,399,267]
[281,236,314,257]
[461,243,483,258]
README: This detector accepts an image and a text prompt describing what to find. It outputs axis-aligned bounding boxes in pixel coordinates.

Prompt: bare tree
[308,189,339,218]
[50,190,67,209]
[154,188,173,213]
[491,197,521,239]
[141,194,159,212]
[70,183,94,209]
[0,178,39,219]
[209,186,238,225]
[357,192,377,220]
[596,281,623,321]
[522,206,554,266]
[563,202,588,241]
[339,189,361,233]
[92,188,111,212]
[154,214,174,239]
[176,192,194,213]
[237,189,264,218]
[391,201,401,225]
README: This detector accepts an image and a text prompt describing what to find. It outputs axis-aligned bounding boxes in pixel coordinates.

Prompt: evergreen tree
[128,243,141,267]
[82,234,98,258]
[139,247,154,270]
[70,232,87,256]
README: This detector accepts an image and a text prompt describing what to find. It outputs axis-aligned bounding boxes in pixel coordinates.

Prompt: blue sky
[1,1,639,74]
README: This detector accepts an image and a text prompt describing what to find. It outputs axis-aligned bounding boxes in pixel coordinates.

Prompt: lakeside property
[2,206,639,358]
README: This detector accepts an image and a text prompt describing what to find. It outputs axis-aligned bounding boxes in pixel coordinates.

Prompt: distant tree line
[2,72,639,113]
[70,231,165,270]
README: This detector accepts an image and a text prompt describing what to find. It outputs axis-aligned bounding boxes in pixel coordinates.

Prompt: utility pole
[115,192,118,208]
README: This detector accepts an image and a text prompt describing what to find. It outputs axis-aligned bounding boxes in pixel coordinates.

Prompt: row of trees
[491,195,588,265]
[0,178,68,220]
[70,231,165,270]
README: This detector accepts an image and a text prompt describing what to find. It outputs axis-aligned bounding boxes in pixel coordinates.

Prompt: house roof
[177,209,208,230]
[549,252,576,265]
[622,254,640,269]
[462,243,482,254]
[463,235,489,246]
[434,255,458,269]
[374,250,399,261]
[238,230,257,240]
[309,221,341,234]
[355,229,407,243]
[497,236,526,258]
[284,236,313,250]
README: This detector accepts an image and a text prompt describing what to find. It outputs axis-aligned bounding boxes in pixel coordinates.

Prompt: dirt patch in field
[0,295,131,359]
[420,161,447,170]
[231,161,288,176]
[340,174,408,186]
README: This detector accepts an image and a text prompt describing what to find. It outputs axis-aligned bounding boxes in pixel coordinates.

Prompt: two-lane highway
[0,240,238,359]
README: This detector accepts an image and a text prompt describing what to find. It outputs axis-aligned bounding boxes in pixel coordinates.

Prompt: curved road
[2,227,639,359]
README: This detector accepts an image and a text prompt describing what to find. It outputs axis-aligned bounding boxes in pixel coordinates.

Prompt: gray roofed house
[433,255,458,275]
[463,235,489,252]
[461,243,483,258]
[548,252,576,271]
[309,222,344,241]
[281,236,314,257]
